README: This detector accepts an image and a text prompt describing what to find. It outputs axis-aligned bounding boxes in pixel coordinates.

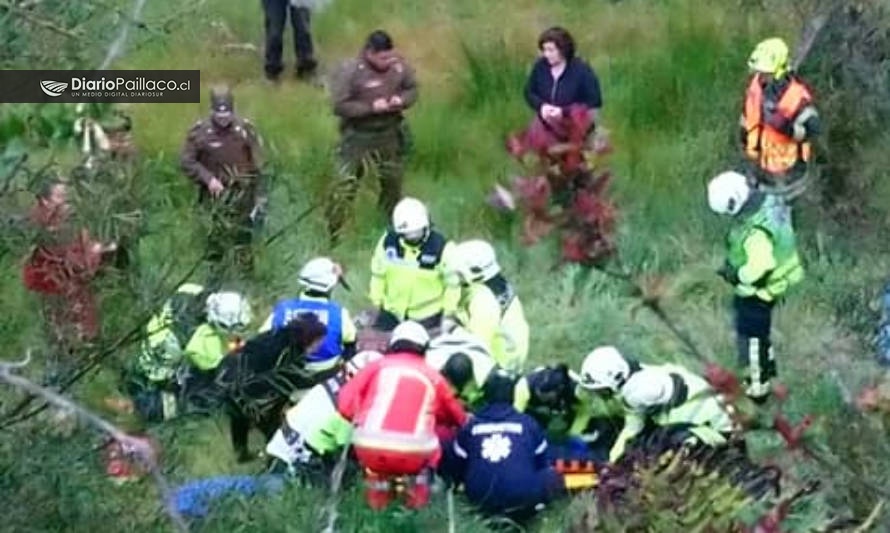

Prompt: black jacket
[524,57,603,114]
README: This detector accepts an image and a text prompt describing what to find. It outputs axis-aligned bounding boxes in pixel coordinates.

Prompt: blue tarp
[172,474,287,518]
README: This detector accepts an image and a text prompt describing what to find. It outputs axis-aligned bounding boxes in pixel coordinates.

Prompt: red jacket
[337,352,467,456]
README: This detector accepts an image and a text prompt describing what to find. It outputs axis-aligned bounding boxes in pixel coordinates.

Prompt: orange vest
[743,74,812,175]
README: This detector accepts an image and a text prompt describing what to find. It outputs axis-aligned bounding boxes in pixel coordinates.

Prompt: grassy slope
[2,0,890,531]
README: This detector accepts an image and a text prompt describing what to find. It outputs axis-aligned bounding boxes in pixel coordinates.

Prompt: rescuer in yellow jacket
[452,239,530,373]
[369,197,461,331]
[740,37,820,198]
[708,170,804,401]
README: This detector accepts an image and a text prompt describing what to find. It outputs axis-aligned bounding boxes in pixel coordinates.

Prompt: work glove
[764,111,794,138]
[717,262,740,285]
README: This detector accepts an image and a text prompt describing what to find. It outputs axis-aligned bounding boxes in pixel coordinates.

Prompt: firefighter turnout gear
[608,364,735,463]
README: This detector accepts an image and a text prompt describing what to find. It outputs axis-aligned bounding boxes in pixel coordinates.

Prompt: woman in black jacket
[524,27,603,125]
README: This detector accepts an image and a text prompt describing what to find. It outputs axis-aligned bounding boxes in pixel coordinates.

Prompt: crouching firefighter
[265,350,383,481]
[337,321,468,509]
[261,256,357,375]
[608,364,737,463]
[708,170,804,401]
[443,370,567,522]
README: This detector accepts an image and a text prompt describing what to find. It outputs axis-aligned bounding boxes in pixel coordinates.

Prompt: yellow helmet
[748,38,790,77]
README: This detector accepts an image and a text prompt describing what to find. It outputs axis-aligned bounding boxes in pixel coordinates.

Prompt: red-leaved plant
[499,105,617,266]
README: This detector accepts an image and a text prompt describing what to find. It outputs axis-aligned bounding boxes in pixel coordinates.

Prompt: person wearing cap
[259,257,357,375]
[337,321,467,509]
[443,370,565,522]
[180,85,266,281]
[326,30,418,243]
[262,0,318,82]
[740,37,820,198]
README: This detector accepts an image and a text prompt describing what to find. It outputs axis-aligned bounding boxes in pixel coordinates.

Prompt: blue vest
[270,298,343,363]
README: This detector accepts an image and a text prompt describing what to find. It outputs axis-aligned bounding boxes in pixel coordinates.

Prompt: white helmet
[344,350,384,378]
[389,320,430,349]
[206,292,252,330]
[456,239,500,283]
[621,368,675,411]
[298,257,341,293]
[571,346,632,392]
[392,197,430,242]
[707,171,751,216]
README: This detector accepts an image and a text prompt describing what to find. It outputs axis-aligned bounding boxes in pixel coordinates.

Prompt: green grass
[2,0,890,530]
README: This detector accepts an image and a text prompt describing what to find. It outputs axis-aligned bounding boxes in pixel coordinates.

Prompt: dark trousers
[733,295,776,397]
[230,405,282,460]
[262,0,314,76]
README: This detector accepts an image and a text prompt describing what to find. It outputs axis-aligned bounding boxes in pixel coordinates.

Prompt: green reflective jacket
[727,194,803,302]
[136,283,206,383]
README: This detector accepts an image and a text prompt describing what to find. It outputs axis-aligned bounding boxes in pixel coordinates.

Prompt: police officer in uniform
[180,85,266,282]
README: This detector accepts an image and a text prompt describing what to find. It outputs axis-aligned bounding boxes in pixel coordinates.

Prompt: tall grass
[2,0,890,530]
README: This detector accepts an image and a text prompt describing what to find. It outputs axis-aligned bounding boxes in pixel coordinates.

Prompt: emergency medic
[708,170,804,401]
[180,85,266,281]
[265,350,384,480]
[445,371,565,521]
[740,37,820,198]
[128,282,210,421]
[260,257,357,374]
[571,346,736,462]
[517,362,623,462]
[180,291,253,410]
[453,239,530,372]
[326,30,418,244]
[610,366,736,462]
[426,327,499,407]
[215,313,328,462]
[337,321,467,509]
[368,197,461,332]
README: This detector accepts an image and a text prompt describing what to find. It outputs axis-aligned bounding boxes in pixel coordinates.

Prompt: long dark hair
[538,26,576,62]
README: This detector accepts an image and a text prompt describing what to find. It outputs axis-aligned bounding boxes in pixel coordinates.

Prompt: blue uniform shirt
[452,403,552,512]
[270,298,343,364]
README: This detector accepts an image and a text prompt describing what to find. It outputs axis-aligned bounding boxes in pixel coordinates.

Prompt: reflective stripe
[453,440,468,458]
[535,440,548,455]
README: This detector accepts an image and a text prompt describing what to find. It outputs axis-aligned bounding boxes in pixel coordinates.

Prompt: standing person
[740,38,820,199]
[261,0,317,81]
[180,85,266,283]
[260,257,357,375]
[337,321,467,510]
[453,239,530,373]
[524,26,603,128]
[708,171,804,401]
[326,30,418,244]
[443,371,565,522]
[368,197,461,332]
[22,180,116,353]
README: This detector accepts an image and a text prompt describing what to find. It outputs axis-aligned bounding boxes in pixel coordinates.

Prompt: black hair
[365,30,394,52]
[284,312,327,350]
[538,26,576,61]
[441,353,473,391]
[483,370,517,404]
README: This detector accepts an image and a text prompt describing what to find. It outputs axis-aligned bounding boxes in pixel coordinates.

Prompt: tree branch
[0,352,189,532]
[0,1,82,39]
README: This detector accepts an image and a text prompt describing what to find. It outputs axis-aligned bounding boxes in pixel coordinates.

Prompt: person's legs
[376,130,404,217]
[229,410,253,462]
[733,296,775,401]
[262,0,288,79]
[326,131,367,246]
[289,5,316,77]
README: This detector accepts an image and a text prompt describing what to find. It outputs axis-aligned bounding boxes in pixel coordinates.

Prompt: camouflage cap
[209,85,234,113]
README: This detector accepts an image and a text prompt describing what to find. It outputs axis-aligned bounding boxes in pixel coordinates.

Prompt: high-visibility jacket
[727,194,804,302]
[184,323,239,372]
[265,372,353,465]
[609,364,735,462]
[369,230,461,322]
[260,294,356,372]
[337,352,467,462]
[457,275,530,373]
[426,328,497,405]
[136,283,207,383]
[742,74,815,176]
